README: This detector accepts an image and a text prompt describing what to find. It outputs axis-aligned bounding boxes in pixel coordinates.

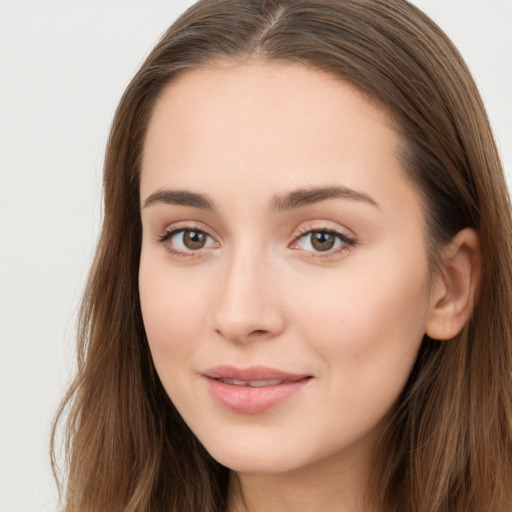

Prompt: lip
[203,365,310,381]
[202,365,312,414]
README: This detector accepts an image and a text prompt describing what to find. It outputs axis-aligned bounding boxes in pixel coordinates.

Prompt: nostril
[248,329,269,338]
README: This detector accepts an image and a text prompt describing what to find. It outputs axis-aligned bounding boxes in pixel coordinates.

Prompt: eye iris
[183,230,207,250]
[311,231,336,251]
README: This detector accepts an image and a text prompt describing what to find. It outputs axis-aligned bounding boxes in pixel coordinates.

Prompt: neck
[226,446,378,512]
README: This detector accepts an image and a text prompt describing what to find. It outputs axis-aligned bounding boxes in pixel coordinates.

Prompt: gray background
[0,1,510,511]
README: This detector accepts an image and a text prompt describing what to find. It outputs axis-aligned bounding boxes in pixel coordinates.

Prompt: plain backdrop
[0,1,510,511]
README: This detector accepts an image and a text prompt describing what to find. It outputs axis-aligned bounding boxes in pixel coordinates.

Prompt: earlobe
[425,228,482,341]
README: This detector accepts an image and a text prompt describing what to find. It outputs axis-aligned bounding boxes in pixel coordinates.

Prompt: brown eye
[294,228,355,255]
[160,227,216,254]
[310,231,336,251]
[182,230,208,250]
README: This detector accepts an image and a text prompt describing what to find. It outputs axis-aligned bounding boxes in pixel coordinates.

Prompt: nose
[208,246,286,344]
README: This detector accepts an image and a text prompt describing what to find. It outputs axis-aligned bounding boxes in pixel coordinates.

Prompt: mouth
[215,378,289,387]
[202,364,310,382]
[202,365,313,414]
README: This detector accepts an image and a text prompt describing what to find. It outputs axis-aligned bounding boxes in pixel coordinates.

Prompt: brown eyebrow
[143,189,215,210]
[143,185,379,211]
[271,185,379,211]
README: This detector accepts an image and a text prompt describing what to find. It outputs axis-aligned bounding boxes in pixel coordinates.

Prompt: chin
[210,447,301,474]
[196,432,305,474]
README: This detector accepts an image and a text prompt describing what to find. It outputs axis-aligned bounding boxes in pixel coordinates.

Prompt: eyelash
[158,222,216,260]
[157,222,357,261]
[292,226,356,260]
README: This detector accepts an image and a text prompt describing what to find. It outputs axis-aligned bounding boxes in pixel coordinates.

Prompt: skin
[138,60,479,512]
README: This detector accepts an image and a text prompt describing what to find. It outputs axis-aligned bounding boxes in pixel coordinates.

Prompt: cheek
[289,255,431,374]
[138,261,216,412]
[287,260,431,436]
[139,260,211,362]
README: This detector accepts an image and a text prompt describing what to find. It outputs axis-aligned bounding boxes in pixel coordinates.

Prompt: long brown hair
[52,1,512,511]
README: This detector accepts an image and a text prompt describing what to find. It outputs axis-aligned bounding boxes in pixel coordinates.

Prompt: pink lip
[202,365,312,414]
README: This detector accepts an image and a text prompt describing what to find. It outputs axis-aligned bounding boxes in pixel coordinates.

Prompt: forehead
[140,60,416,218]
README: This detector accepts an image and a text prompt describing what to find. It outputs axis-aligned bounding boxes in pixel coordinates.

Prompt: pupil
[312,232,335,251]
[184,230,206,249]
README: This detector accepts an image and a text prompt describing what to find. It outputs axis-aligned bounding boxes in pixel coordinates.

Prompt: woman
[52,0,512,511]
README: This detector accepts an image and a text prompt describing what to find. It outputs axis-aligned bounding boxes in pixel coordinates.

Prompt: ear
[425,228,482,340]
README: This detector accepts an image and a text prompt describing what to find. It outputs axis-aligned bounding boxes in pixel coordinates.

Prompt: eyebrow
[270,185,379,211]
[143,185,379,211]
[143,189,215,210]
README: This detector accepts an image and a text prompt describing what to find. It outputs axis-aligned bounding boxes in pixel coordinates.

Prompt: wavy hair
[52,1,512,511]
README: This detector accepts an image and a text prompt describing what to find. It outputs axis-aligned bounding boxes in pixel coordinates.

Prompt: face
[139,60,435,476]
